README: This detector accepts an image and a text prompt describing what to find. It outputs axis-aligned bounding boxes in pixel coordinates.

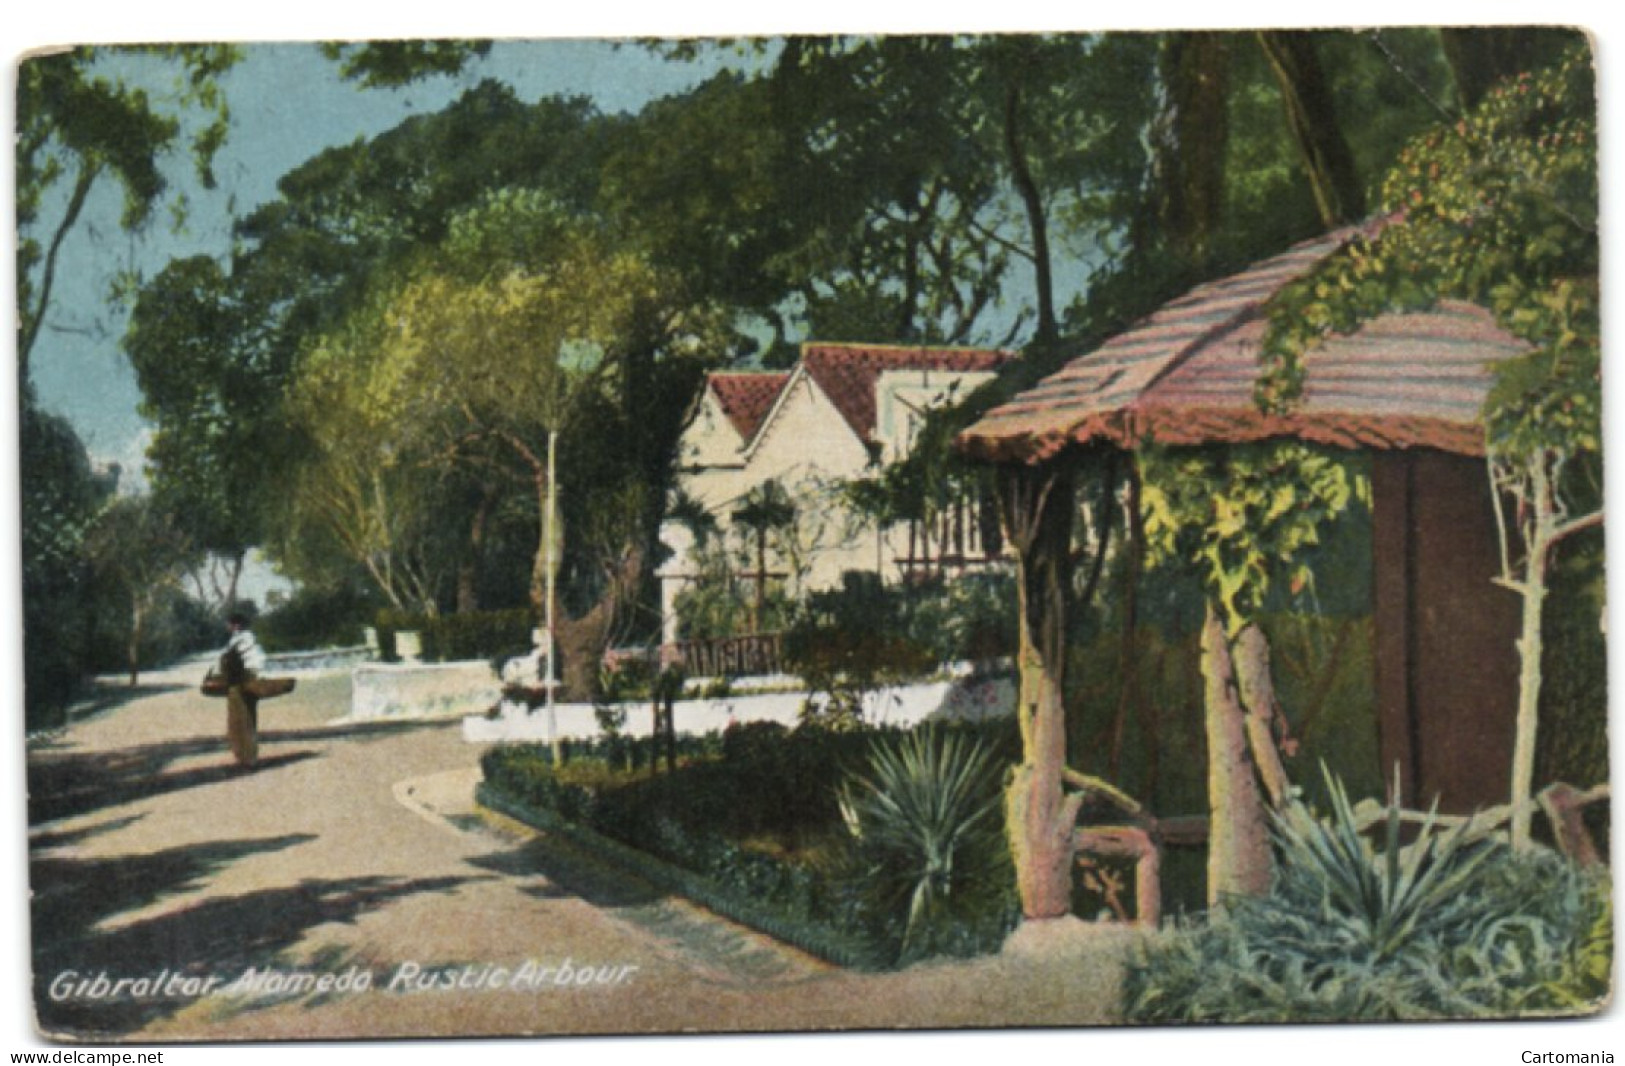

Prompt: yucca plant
[837,727,1008,960]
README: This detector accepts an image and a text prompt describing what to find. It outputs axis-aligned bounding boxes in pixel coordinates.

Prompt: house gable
[677,389,748,471]
[744,368,872,486]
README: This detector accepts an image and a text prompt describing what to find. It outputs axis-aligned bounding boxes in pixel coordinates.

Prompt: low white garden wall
[352,660,503,721]
[264,645,372,675]
[462,671,1014,743]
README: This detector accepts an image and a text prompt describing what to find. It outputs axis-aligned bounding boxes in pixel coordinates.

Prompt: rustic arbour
[958,223,1537,919]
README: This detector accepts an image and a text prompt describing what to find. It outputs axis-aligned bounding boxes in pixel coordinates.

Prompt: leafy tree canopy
[16,44,239,378]
[1258,38,1597,468]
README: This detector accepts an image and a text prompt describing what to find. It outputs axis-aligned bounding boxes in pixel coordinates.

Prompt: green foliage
[1140,443,1370,633]
[81,494,201,679]
[20,403,118,727]
[125,255,291,571]
[672,559,794,641]
[1535,540,1608,791]
[1124,769,1612,1021]
[1274,768,1499,961]
[319,41,491,88]
[373,608,533,663]
[784,574,939,727]
[255,583,380,653]
[17,45,240,372]
[837,728,1015,961]
[904,573,1020,664]
[1259,38,1597,469]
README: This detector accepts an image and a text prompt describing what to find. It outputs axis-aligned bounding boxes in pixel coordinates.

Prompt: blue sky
[27,39,757,484]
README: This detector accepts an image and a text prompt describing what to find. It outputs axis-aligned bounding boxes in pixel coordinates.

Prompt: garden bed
[477,719,1022,969]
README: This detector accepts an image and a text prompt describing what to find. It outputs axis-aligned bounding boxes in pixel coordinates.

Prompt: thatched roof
[958,223,1530,465]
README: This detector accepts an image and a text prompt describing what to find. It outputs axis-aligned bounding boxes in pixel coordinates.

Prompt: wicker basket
[200,675,297,700]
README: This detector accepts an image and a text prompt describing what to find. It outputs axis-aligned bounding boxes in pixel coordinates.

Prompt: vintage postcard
[12,19,1612,1054]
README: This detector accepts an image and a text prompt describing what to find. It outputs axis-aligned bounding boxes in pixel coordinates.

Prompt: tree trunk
[1508,456,1553,851]
[1003,74,1057,350]
[21,160,99,382]
[553,547,644,702]
[1201,604,1272,906]
[1108,461,1145,780]
[998,463,1082,919]
[127,601,145,687]
[1156,34,1232,268]
[752,529,767,634]
[224,551,244,613]
[1255,31,1364,227]
[456,493,491,614]
[1232,621,1293,809]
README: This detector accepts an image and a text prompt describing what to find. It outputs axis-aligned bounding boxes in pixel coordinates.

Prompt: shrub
[785,573,937,727]
[1124,768,1613,1022]
[480,717,1023,968]
[901,572,1019,664]
[257,583,377,652]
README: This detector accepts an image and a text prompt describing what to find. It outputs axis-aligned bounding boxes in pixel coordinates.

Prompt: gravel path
[28,661,1133,1042]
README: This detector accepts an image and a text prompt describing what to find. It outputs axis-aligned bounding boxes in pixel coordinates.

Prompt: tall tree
[124,255,287,608]
[1153,33,1234,271]
[83,495,199,686]
[16,45,238,384]
[1256,31,1365,227]
[285,189,731,688]
[20,402,119,726]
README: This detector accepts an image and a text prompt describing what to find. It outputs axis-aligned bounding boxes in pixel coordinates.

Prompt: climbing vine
[1257,42,1597,448]
[1140,442,1368,636]
[1253,42,1599,850]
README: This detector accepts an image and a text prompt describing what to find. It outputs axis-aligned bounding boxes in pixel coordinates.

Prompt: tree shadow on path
[34,846,472,1039]
[28,742,321,825]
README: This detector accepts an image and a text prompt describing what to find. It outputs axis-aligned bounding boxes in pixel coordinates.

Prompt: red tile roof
[708,372,790,442]
[800,343,1016,443]
[958,221,1530,463]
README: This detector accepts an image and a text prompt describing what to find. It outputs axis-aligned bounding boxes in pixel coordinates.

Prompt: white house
[657,342,1015,644]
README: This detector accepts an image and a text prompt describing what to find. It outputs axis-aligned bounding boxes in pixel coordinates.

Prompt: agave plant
[1127,766,1610,1022]
[837,727,1005,958]
[1271,765,1502,962]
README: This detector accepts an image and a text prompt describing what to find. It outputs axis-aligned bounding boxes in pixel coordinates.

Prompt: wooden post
[1202,604,1272,905]
[1233,622,1293,809]
[997,461,1082,920]
[1538,782,1608,868]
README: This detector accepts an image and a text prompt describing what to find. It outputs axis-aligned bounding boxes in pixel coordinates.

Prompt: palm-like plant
[837,728,1005,958]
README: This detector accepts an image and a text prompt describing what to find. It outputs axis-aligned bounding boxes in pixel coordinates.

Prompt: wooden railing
[1073,780,1609,929]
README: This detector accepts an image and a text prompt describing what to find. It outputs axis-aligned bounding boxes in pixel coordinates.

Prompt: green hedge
[375,607,534,663]
[257,584,375,653]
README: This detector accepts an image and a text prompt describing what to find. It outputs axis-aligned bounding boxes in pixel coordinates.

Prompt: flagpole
[546,427,560,765]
